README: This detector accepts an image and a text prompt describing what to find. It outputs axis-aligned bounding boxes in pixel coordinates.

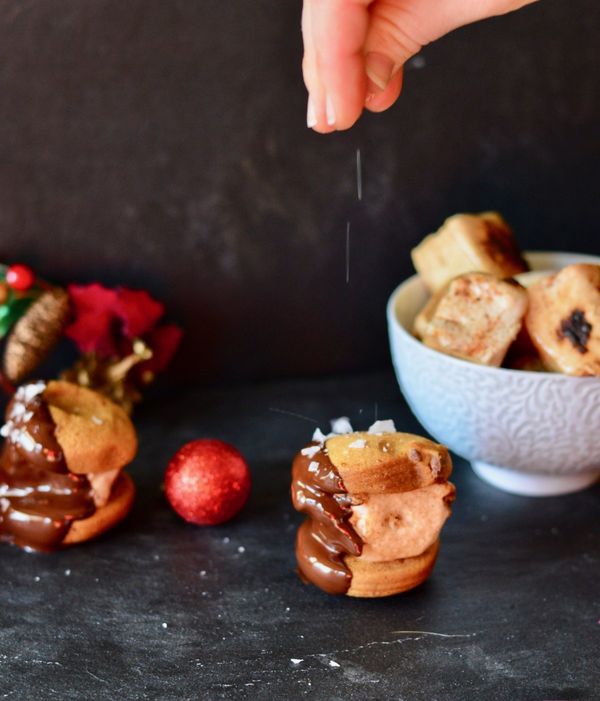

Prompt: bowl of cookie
[387,212,600,496]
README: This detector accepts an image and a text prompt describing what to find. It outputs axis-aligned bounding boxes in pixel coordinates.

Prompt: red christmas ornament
[165,439,251,526]
[6,264,35,291]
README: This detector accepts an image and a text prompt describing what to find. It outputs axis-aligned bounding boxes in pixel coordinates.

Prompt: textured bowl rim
[387,250,600,383]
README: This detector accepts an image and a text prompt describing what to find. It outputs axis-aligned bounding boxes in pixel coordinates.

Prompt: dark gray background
[0,0,598,383]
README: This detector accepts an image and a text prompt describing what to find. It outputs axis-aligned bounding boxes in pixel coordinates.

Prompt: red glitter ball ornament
[165,439,251,526]
[6,264,35,291]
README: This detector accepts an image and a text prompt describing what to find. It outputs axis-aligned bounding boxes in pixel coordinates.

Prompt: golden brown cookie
[414,272,528,366]
[63,472,135,545]
[412,212,528,293]
[44,380,137,473]
[326,431,452,494]
[525,264,600,376]
[346,540,440,598]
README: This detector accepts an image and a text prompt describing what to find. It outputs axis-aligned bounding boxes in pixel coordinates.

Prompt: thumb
[364,0,539,98]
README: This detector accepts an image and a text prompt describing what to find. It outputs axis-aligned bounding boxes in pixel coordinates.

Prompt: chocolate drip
[291,443,362,594]
[0,382,95,552]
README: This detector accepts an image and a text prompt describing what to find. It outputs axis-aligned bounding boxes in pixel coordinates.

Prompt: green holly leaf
[0,296,35,338]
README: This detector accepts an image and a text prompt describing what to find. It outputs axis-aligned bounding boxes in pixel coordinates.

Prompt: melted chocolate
[0,382,95,552]
[559,309,592,354]
[291,443,362,594]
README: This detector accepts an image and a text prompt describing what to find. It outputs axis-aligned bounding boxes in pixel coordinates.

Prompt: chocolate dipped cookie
[291,420,454,597]
[0,380,136,551]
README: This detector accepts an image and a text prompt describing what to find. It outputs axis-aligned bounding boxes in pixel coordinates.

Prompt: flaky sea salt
[368,419,396,435]
[301,445,321,458]
[348,439,366,449]
[312,428,329,444]
[330,417,353,434]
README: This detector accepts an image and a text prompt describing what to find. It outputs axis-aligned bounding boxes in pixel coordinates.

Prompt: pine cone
[3,287,71,383]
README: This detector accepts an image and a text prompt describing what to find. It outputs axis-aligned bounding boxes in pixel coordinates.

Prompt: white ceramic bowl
[387,251,600,497]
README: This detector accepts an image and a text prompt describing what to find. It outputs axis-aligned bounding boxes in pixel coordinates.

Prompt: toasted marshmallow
[525,264,600,376]
[415,272,528,366]
[412,212,528,293]
[349,483,455,562]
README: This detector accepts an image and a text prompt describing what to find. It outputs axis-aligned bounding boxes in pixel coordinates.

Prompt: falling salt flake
[285,607,290,612]
[162,622,168,629]
[291,658,303,665]
[348,439,366,449]
[331,417,353,434]
[329,660,341,668]
[238,546,245,554]
[64,569,71,577]
[200,570,207,577]
[312,428,329,444]
[356,148,362,201]
[301,445,321,458]
[153,554,160,561]
[345,221,351,284]
[368,420,396,435]
[223,537,230,544]
[34,576,40,582]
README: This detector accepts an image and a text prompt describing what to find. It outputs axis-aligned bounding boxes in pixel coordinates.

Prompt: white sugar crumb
[368,419,396,435]
[237,546,245,554]
[291,658,303,665]
[301,445,321,458]
[200,570,207,577]
[162,622,168,629]
[34,576,40,582]
[330,417,353,434]
[348,439,366,449]
[64,569,71,576]
[312,428,329,444]
[329,660,341,668]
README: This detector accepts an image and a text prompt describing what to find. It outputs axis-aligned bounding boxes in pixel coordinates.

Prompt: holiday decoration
[3,288,70,383]
[63,283,182,412]
[165,440,251,526]
[6,264,35,292]
[0,263,181,408]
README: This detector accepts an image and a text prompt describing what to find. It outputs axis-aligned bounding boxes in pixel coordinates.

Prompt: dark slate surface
[0,371,598,700]
[0,0,598,382]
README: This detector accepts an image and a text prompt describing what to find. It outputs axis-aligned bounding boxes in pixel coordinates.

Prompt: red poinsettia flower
[66,284,181,372]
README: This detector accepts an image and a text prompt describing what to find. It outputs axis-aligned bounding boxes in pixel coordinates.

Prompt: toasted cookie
[412,212,528,293]
[525,263,600,375]
[415,272,528,366]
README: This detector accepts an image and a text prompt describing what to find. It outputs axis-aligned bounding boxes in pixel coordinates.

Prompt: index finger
[303,0,371,131]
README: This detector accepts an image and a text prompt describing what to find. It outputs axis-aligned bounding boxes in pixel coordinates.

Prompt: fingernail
[306,95,317,128]
[365,52,395,92]
[325,94,336,126]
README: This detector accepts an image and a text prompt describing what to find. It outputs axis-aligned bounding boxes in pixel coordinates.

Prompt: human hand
[302,0,538,133]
